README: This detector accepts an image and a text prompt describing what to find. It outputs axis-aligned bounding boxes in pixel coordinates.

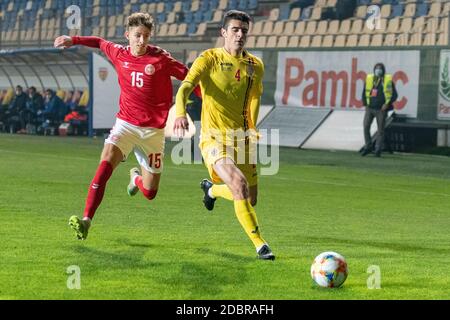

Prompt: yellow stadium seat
[266,36,277,48]
[423,33,436,46]
[311,35,322,47]
[277,35,288,47]
[322,35,334,47]
[289,8,301,21]
[288,35,299,47]
[78,90,89,107]
[255,36,267,48]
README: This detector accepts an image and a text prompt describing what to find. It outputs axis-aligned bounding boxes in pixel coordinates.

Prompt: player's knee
[142,188,158,201]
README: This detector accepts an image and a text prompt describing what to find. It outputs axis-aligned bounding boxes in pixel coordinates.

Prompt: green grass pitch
[1,133,450,299]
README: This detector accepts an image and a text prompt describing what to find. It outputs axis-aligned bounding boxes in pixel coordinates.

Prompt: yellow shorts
[200,138,258,187]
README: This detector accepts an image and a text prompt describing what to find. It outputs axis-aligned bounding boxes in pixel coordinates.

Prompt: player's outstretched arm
[173,81,196,137]
[54,35,104,49]
[54,35,73,49]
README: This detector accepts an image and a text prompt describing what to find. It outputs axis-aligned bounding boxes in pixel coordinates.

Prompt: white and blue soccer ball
[311,251,348,288]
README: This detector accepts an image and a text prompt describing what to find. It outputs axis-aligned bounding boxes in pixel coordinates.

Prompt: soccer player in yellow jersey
[174,10,274,260]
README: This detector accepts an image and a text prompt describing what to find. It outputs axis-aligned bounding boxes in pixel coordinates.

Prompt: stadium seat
[262,21,274,35]
[310,7,322,20]
[255,36,267,48]
[409,32,422,46]
[350,19,363,34]
[272,21,284,35]
[173,1,182,13]
[327,0,337,6]
[304,21,317,35]
[251,21,264,35]
[338,20,351,34]
[316,20,328,35]
[194,22,207,36]
[355,5,368,19]
[315,0,327,7]
[370,34,383,46]
[268,8,279,21]
[157,24,167,37]
[168,24,178,37]
[400,18,413,33]
[346,34,358,47]
[439,17,449,34]
[322,35,334,47]
[287,35,299,47]
[186,51,198,64]
[218,0,228,10]
[246,36,256,48]
[328,20,340,34]
[177,23,187,36]
[284,21,295,35]
[334,35,346,47]
[380,4,391,18]
[396,34,409,46]
[386,17,400,33]
[383,33,397,46]
[423,32,436,46]
[427,2,441,17]
[289,8,301,21]
[358,34,370,46]
[294,21,306,35]
[277,35,288,47]
[413,16,426,33]
[212,10,223,23]
[78,90,89,108]
[299,35,310,48]
[310,35,322,47]
[403,3,416,18]
[266,35,277,48]
[426,17,439,33]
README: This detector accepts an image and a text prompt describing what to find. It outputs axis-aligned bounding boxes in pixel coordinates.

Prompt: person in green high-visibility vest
[361,63,398,157]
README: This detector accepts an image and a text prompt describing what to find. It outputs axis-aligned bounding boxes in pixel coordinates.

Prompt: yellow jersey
[181,48,264,141]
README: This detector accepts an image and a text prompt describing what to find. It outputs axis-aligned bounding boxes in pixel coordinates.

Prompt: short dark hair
[126,12,154,32]
[222,10,251,29]
[374,62,386,74]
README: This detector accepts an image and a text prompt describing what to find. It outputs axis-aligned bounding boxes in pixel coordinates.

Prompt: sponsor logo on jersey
[220,62,233,72]
[123,62,130,69]
[145,64,155,75]
[98,67,108,81]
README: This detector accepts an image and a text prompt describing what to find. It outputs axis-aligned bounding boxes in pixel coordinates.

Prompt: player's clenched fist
[54,35,73,49]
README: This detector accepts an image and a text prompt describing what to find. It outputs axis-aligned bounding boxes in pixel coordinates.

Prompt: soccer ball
[311,251,348,288]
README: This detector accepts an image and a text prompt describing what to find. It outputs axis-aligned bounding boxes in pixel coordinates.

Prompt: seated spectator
[37,89,69,134]
[6,85,27,133]
[20,86,44,133]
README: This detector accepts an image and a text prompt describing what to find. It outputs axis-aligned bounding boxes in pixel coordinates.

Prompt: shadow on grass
[305,236,450,255]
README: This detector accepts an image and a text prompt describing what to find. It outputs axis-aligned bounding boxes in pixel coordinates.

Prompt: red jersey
[72,36,189,128]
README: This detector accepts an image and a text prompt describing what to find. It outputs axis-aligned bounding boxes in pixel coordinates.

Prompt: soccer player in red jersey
[54,13,191,240]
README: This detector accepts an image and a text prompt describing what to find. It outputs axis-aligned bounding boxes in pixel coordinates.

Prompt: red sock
[83,161,113,219]
[135,176,158,200]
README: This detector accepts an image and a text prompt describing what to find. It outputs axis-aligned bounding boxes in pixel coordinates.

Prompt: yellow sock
[234,199,265,248]
[211,184,234,201]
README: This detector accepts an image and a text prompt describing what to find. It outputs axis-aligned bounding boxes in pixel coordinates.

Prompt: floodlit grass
[0,134,449,299]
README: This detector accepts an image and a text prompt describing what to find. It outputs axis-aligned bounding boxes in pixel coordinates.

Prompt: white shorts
[105,118,165,174]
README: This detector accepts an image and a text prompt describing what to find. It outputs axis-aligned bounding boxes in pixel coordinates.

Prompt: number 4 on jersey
[235,69,241,82]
